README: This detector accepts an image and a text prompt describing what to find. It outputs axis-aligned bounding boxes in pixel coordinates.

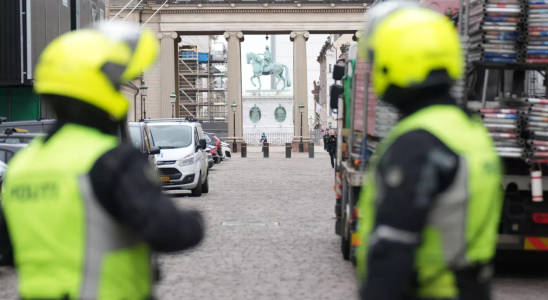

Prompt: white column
[224,31,244,144]
[158,32,178,118]
[319,54,327,129]
[290,31,310,148]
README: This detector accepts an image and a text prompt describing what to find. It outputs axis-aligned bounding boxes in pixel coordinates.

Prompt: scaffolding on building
[178,37,228,122]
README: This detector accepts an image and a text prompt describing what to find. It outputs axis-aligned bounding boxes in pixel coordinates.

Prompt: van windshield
[149,125,193,149]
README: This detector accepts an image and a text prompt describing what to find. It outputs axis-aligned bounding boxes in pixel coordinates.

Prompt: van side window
[194,129,199,149]
[143,127,151,152]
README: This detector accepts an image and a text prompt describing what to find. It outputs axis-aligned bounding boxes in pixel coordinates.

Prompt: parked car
[128,122,160,171]
[0,128,44,144]
[0,143,28,186]
[205,148,214,169]
[208,145,221,164]
[0,119,56,133]
[203,132,224,161]
[145,119,209,197]
[0,119,131,143]
[220,141,232,158]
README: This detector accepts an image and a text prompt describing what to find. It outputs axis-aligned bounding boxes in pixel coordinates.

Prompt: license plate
[160,176,170,182]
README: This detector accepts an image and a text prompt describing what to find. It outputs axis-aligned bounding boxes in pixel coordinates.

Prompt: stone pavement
[2,146,548,299]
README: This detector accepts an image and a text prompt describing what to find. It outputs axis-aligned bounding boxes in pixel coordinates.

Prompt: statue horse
[246,52,291,90]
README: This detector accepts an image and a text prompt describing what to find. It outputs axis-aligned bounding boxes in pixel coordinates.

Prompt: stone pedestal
[292,138,310,152]
[243,91,293,135]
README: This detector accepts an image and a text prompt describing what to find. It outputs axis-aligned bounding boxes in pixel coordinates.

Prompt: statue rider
[262,45,273,73]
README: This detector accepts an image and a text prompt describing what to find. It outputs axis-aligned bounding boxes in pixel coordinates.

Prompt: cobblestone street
[156,147,358,299]
[2,147,548,299]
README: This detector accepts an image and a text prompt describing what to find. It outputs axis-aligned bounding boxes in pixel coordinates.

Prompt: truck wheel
[202,173,209,193]
[350,246,357,267]
[342,235,350,260]
[191,172,203,197]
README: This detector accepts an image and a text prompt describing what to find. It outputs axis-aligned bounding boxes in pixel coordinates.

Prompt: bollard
[241,143,247,158]
[286,143,292,158]
[263,143,269,158]
[309,142,314,158]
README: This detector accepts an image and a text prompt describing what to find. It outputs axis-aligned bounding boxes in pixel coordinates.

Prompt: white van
[145,119,209,197]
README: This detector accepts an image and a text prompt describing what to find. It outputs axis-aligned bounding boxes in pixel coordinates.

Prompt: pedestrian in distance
[327,132,337,168]
[323,130,329,151]
[356,3,502,300]
[0,21,204,300]
[260,132,267,152]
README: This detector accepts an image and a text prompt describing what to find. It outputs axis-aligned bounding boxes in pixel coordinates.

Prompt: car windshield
[149,125,193,149]
[128,126,143,151]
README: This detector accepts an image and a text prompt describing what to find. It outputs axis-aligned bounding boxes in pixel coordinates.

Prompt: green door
[0,87,41,121]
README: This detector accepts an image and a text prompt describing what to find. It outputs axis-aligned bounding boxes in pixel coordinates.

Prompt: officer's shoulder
[392,130,444,148]
[95,144,148,169]
[384,130,453,158]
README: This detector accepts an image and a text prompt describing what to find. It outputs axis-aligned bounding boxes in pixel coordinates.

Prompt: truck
[332,0,548,265]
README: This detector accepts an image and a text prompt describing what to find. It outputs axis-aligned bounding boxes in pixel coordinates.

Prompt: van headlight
[178,155,194,166]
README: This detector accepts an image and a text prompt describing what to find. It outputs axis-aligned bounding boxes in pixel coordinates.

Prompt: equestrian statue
[246,46,291,90]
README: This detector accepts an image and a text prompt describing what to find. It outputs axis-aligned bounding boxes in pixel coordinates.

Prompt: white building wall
[305,35,330,123]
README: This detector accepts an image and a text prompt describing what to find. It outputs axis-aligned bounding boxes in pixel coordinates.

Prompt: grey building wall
[0,0,24,85]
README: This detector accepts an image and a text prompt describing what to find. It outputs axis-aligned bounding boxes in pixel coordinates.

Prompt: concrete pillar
[290,31,310,151]
[224,31,245,147]
[158,31,178,118]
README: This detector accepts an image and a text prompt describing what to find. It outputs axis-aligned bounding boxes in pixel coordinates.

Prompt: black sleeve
[0,205,14,267]
[89,145,204,253]
[360,130,459,300]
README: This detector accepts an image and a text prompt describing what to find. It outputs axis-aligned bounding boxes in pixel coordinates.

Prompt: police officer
[326,132,337,168]
[356,4,502,300]
[0,22,204,300]
[261,132,267,152]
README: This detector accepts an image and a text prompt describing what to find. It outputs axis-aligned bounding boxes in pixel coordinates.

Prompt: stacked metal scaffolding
[525,0,548,63]
[468,0,525,63]
[178,38,228,122]
[364,61,400,139]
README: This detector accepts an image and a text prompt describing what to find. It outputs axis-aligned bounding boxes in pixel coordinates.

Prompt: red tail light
[533,213,548,224]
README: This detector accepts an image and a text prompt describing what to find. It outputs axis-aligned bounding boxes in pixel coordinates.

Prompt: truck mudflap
[498,234,548,251]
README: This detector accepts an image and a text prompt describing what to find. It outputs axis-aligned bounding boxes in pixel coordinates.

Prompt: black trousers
[329,151,335,166]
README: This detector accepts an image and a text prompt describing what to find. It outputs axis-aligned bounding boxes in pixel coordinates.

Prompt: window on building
[329,64,332,73]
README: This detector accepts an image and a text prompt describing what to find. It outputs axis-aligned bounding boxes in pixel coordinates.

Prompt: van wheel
[202,173,209,193]
[191,173,203,197]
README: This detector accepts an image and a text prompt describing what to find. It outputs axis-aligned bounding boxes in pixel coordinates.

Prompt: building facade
[315,34,355,131]
[0,0,106,121]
